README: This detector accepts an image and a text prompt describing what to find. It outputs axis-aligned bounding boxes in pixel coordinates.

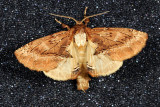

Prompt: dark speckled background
[0,0,160,106]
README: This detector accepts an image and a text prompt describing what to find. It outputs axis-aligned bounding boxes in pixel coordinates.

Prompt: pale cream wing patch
[86,41,123,77]
[43,42,80,80]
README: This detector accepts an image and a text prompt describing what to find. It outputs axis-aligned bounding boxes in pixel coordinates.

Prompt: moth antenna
[49,13,81,24]
[80,11,110,23]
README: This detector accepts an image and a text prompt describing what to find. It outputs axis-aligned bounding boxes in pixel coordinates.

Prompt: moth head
[49,8,109,25]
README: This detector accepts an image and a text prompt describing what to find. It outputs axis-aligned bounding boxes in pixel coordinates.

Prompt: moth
[15,7,148,91]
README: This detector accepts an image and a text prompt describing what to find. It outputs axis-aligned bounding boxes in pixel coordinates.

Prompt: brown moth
[15,7,148,91]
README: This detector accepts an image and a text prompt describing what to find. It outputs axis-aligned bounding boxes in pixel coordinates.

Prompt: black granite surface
[0,0,160,106]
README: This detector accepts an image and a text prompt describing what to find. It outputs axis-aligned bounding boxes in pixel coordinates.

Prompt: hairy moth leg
[55,18,70,30]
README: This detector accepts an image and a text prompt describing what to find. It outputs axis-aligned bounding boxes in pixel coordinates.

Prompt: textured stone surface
[1,0,159,106]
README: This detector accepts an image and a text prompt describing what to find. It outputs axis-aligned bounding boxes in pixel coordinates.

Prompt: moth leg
[84,7,90,26]
[55,18,70,30]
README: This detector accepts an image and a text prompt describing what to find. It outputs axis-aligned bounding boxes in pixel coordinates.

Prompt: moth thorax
[74,32,87,47]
